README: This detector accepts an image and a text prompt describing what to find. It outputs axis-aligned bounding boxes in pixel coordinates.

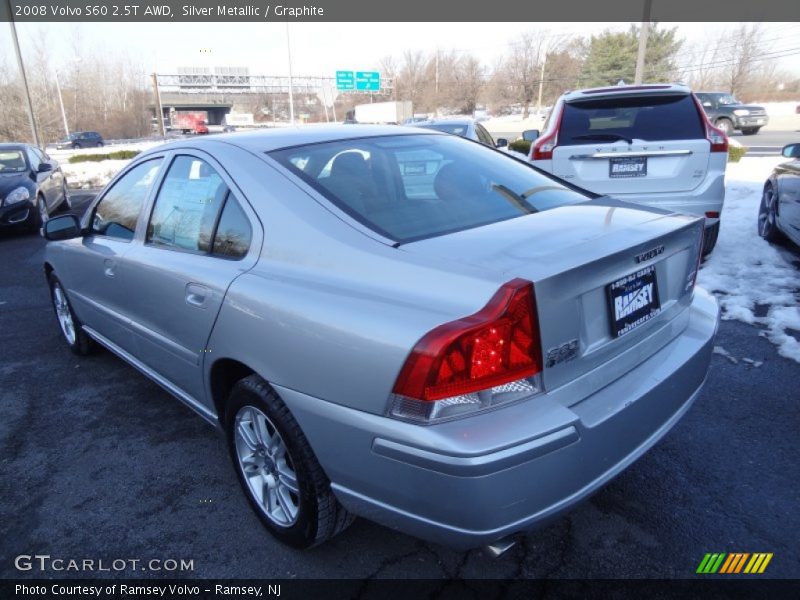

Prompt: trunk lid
[401,203,704,399]
[551,91,711,195]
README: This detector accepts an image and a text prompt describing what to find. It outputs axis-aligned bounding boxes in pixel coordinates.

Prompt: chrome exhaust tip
[484,537,517,558]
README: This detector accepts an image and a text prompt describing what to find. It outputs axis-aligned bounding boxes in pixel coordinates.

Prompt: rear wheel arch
[209,358,256,423]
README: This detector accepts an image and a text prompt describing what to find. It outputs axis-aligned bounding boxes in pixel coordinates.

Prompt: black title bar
[0,0,798,22]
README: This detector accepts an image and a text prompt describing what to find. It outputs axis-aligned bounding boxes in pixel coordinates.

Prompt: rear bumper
[608,171,725,226]
[277,288,720,550]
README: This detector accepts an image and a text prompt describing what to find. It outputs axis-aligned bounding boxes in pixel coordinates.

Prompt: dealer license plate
[609,156,647,178]
[607,265,661,337]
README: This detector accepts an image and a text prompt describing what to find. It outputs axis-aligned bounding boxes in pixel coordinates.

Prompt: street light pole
[285,21,295,125]
[8,13,40,147]
[54,71,69,136]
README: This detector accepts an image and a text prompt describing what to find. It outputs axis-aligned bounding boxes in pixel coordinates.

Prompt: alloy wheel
[234,405,300,527]
[52,283,77,345]
[758,186,776,237]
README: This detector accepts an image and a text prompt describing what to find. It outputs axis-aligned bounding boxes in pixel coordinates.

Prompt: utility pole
[634,0,653,85]
[151,72,165,137]
[54,71,69,136]
[285,22,295,125]
[536,53,547,115]
[8,15,40,147]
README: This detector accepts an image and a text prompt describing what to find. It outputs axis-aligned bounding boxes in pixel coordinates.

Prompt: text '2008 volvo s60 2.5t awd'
[42,125,719,552]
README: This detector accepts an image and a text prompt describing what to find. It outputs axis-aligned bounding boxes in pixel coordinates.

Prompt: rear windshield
[560,94,704,145]
[269,134,588,243]
[0,150,28,173]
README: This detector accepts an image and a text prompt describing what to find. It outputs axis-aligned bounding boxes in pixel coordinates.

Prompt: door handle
[185,283,209,308]
[103,258,116,277]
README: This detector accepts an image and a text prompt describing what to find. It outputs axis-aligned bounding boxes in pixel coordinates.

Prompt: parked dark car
[0,143,70,232]
[55,131,105,150]
[695,92,769,135]
[414,118,508,148]
[759,143,800,247]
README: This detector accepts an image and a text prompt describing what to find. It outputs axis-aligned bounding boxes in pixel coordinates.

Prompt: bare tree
[724,24,764,96]
[505,31,548,118]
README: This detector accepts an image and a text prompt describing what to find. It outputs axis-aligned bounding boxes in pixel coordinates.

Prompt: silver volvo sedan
[42,125,719,552]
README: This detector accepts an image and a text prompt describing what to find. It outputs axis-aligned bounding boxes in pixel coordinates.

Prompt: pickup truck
[695,92,769,135]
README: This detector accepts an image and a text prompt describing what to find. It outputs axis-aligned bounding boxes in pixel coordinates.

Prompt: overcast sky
[3,21,799,78]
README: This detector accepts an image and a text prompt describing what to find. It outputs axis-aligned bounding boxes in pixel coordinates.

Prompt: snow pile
[57,141,170,189]
[62,159,133,189]
[699,157,800,363]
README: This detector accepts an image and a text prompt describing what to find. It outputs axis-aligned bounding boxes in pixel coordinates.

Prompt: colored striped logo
[696,553,773,574]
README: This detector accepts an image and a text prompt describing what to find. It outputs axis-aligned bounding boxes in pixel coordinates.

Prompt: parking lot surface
[1,197,799,579]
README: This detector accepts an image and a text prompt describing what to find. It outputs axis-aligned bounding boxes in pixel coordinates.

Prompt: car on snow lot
[527,84,728,256]
[42,125,719,552]
[414,118,508,149]
[55,131,105,150]
[759,143,800,247]
[695,92,769,136]
[0,143,70,232]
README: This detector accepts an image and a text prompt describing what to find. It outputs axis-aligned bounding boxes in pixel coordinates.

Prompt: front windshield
[0,150,28,173]
[269,134,589,243]
[717,94,740,105]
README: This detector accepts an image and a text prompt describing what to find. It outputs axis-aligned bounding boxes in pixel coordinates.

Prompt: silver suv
[528,84,728,255]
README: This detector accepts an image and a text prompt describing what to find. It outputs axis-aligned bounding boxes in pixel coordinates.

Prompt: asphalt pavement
[1,196,799,579]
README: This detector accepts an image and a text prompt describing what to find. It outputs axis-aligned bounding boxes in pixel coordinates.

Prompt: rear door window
[560,94,704,145]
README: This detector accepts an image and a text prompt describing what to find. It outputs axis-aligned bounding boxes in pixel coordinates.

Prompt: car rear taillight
[530,102,563,161]
[692,94,728,153]
[390,279,543,423]
[531,131,558,161]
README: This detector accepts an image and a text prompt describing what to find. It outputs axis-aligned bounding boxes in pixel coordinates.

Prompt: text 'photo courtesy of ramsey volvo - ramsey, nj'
[42,125,718,551]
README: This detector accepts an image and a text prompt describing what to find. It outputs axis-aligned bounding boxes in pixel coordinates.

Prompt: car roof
[562,83,692,103]
[419,117,474,125]
[142,124,446,155]
[0,143,28,151]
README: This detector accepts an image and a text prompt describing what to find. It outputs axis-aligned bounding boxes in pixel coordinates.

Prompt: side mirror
[44,214,82,241]
[782,143,800,159]
[495,138,509,148]
[522,129,540,142]
[38,162,53,173]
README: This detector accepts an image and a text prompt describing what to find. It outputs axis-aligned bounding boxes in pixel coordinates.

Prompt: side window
[92,159,162,240]
[147,155,228,253]
[475,125,494,146]
[212,197,252,259]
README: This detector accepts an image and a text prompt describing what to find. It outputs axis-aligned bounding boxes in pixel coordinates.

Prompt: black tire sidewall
[224,378,321,549]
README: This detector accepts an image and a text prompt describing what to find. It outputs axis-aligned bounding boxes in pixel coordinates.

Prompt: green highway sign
[356,71,381,91]
[336,70,355,90]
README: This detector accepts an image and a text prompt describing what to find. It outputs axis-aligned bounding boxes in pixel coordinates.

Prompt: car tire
[58,182,72,212]
[72,143,82,150]
[96,142,103,148]
[715,118,734,135]
[741,128,760,135]
[758,183,785,244]
[702,221,719,257]
[27,194,48,233]
[225,374,354,549]
[47,274,96,355]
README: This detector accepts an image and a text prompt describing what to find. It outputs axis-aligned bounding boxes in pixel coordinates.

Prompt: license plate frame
[606,265,661,337]
[609,156,647,179]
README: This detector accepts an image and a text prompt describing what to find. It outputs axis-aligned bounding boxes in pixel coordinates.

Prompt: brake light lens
[390,279,543,423]
[692,94,728,153]
[531,131,558,161]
